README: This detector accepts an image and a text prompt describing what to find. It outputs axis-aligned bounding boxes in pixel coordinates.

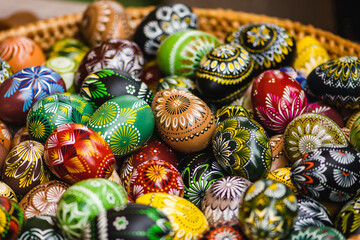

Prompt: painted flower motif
[264,183,287,199]
[333,169,357,188]
[329,149,355,164]
[211,176,251,200]
[108,124,140,157]
[126,84,136,95]
[284,195,298,212]
[89,102,119,128]
[106,192,115,204]
[212,131,238,173]
[244,180,265,202]
[246,25,271,47]
[113,216,129,231]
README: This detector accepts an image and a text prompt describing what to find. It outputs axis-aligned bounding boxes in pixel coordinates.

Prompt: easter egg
[45,56,77,92]
[288,226,346,240]
[27,92,94,144]
[80,68,153,110]
[195,43,255,104]
[349,116,360,152]
[11,126,30,150]
[0,58,12,84]
[201,176,251,225]
[178,150,227,208]
[136,193,209,240]
[0,119,11,152]
[133,3,198,59]
[87,95,155,157]
[239,179,298,240]
[251,69,308,134]
[0,196,24,240]
[47,38,89,66]
[17,215,68,240]
[198,221,245,240]
[0,181,17,203]
[0,66,66,125]
[306,56,360,110]
[306,101,344,128]
[269,134,290,171]
[157,75,197,94]
[75,38,144,91]
[18,180,70,221]
[56,178,128,240]
[44,123,115,184]
[157,30,221,78]
[127,159,184,200]
[267,167,299,195]
[80,1,132,47]
[82,203,173,240]
[2,140,50,199]
[283,113,348,163]
[212,115,272,181]
[151,88,216,153]
[290,145,360,203]
[0,36,45,73]
[334,194,360,237]
[215,105,253,125]
[225,23,296,73]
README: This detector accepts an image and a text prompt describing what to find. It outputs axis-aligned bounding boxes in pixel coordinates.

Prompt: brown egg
[18,180,69,220]
[0,36,45,72]
[151,88,216,153]
[11,126,31,150]
[269,134,291,171]
[0,143,8,171]
[0,119,11,152]
[0,181,17,203]
[80,0,132,47]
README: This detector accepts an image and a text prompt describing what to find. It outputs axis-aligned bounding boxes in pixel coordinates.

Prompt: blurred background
[0,0,359,42]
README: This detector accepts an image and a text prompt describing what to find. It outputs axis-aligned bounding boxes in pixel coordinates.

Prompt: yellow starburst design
[247,25,271,47]
[91,103,118,127]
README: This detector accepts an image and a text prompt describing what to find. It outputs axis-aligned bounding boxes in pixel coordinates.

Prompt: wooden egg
[269,134,290,171]
[0,58,12,84]
[157,30,221,78]
[0,181,17,203]
[83,203,173,240]
[151,88,216,153]
[251,69,308,134]
[306,57,360,110]
[198,221,246,240]
[2,140,50,200]
[225,23,296,73]
[47,38,89,66]
[201,176,251,225]
[239,179,298,240]
[87,95,155,157]
[288,226,346,240]
[0,66,66,125]
[334,194,360,237]
[44,123,115,184]
[80,68,153,110]
[0,36,45,73]
[0,119,11,152]
[133,3,198,59]
[267,167,299,195]
[283,113,348,163]
[291,145,360,203]
[136,193,209,240]
[157,75,197,94]
[128,159,184,200]
[75,38,144,91]
[56,178,128,240]
[0,196,24,240]
[27,92,94,144]
[195,43,255,104]
[212,115,272,182]
[18,180,69,221]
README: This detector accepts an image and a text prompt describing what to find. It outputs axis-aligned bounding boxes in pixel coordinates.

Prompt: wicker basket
[0,6,359,59]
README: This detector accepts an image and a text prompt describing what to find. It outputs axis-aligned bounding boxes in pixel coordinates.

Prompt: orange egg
[0,120,11,152]
[0,36,45,72]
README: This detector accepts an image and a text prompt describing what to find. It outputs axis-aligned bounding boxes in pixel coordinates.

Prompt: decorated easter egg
[283,113,348,163]
[27,92,94,144]
[269,134,290,171]
[225,23,296,73]
[239,179,298,240]
[201,176,251,225]
[47,38,89,66]
[157,75,197,94]
[2,140,50,199]
[44,123,115,184]
[133,3,198,59]
[294,195,333,232]
[195,43,255,104]
[288,226,346,240]
[178,150,227,208]
[80,68,153,109]
[290,145,360,203]
[56,178,128,240]
[80,0,132,47]
[334,194,360,237]
[251,69,308,134]
[11,126,30,150]
[212,115,272,181]
[140,60,163,93]
[128,159,184,200]
[0,119,11,152]
[0,196,24,240]
[306,56,360,110]
[0,58,12,84]
[18,180,70,220]
[0,66,66,124]
[267,167,298,194]
[87,95,154,157]
[136,193,209,240]
[306,101,344,128]
[0,181,17,203]
[157,30,221,78]
[350,116,360,152]
[17,215,68,240]
[152,88,216,153]
[45,56,77,92]
[215,105,253,125]
[0,36,45,73]
[198,221,245,240]
[83,203,173,240]
[75,38,144,90]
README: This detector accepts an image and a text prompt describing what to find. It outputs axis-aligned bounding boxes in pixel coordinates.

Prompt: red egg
[251,70,307,134]
[44,123,115,184]
[127,159,184,200]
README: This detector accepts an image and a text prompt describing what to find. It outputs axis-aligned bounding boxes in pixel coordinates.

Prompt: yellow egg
[266,167,299,195]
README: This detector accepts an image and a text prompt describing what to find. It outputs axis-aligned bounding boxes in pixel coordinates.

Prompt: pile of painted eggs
[0,1,360,239]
